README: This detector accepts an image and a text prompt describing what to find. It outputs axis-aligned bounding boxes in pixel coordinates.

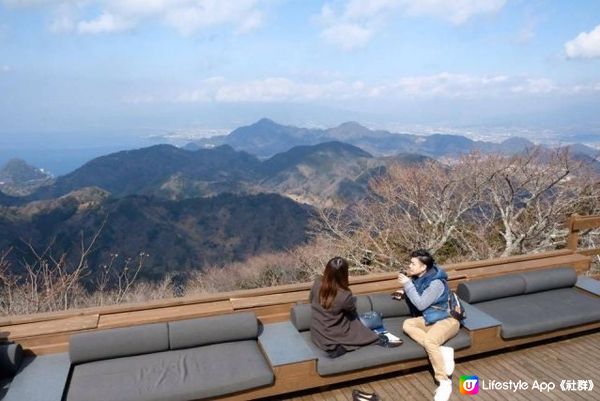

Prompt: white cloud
[565,24,600,59]
[317,0,506,50]
[126,73,600,105]
[4,0,267,36]
[321,23,373,50]
[509,78,556,94]
[401,0,506,25]
[77,12,134,34]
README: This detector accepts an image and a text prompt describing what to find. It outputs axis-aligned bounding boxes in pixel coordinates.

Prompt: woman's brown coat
[309,278,379,352]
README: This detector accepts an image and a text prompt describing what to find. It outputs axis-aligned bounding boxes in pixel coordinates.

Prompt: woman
[309,257,379,358]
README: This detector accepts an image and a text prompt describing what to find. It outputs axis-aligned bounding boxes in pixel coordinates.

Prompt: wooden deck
[276,330,600,401]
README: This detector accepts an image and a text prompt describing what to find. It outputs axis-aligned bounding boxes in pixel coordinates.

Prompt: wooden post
[566,213,580,251]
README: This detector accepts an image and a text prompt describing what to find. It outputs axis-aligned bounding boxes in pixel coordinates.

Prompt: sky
[1,0,600,153]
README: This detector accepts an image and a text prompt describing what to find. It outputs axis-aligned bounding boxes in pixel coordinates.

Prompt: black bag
[448,290,466,321]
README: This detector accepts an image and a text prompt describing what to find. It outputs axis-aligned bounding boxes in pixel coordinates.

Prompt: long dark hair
[319,257,350,309]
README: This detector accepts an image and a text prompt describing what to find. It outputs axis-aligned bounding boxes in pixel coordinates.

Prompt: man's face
[407,257,427,277]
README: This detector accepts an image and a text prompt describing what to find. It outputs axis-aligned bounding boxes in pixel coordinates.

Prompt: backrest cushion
[0,343,23,378]
[290,295,372,332]
[369,293,411,317]
[168,311,258,350]
[70,323,168,364]
[355,295,372,314]
[457,274,526,304]
[290,303,311,332]
[521,267,577,294]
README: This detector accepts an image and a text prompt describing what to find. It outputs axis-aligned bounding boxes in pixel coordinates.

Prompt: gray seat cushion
[0,377,10,399]
[168,312,258,350]
[369,293,410,317]
[290,295,372,332]
[457,274,526,304]
[290,303,312,331]
[457,267,579,304]
[3,353,71,401]
[300,317,470,376]
[66,340,274,401]
[70,323,169,364]
[474,288,600,339]
[521,267,577,294]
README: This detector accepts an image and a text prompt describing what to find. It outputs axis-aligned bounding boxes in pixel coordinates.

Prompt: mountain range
[186,118,599,160]
[18,141,430,207]
[0,188,314,282]
[1,118,597,282]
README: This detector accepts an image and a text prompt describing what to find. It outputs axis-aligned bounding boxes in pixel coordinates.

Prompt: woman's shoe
[352,389,380,401]
[326,344,347,358]
[376,333,403,348]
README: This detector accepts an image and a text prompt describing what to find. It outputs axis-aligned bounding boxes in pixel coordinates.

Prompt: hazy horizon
[2,0,600,173]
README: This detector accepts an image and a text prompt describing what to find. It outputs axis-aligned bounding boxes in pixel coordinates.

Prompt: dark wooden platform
[279,330,600,401]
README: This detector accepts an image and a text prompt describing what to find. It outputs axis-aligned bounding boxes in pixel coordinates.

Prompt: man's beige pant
[403,316,460,382]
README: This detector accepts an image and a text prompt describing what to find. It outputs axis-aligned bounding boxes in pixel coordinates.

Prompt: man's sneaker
[434,379,452,401]
[440,346,455,376]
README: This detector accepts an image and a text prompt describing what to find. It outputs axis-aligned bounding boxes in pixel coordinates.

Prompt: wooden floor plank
[281,331,600,401]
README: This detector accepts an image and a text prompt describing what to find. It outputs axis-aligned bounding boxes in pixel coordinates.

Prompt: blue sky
[1,0,600,147]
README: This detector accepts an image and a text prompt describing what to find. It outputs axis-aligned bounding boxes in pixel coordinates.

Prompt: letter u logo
[460,376,479,395]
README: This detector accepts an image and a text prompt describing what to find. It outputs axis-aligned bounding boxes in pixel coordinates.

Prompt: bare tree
[316,147,600,269]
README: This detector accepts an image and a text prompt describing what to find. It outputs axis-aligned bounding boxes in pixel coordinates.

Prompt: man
[398,249,459,401]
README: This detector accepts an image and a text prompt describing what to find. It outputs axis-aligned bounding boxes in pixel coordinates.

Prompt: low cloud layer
[121,73,600,104]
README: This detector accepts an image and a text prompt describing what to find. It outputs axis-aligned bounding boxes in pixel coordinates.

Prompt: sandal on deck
[352,389,380,401]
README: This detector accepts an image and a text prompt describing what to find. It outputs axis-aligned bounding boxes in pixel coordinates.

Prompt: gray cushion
[1,378,10,399]
[369,293,411,317]
[300,316,471,376]
[3,353,71,401]
[355,295,372,314]
[0,343,22,378]
[290,303,312,331]
[457,274,526,304]
[290,296,372,332]
[521,267,577,294]
[70,323,169,364]
[66,340,274,401]
[168,312,258,350]
[474,288,600,339]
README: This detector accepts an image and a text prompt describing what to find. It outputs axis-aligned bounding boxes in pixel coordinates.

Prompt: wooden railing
[567,214,600,267]
[0,247,592,355]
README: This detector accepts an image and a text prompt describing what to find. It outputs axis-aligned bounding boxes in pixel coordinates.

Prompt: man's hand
[398,273,411,285]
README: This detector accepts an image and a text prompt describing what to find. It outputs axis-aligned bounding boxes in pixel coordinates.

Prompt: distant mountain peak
[311,141,373,157]
[255,117,278,125]
[328,121,371,137]
[501,137,534,146]
[337,121,367,129]
[0,158,51,183]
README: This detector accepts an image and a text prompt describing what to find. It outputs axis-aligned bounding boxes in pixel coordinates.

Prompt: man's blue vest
[406,265,450,325]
